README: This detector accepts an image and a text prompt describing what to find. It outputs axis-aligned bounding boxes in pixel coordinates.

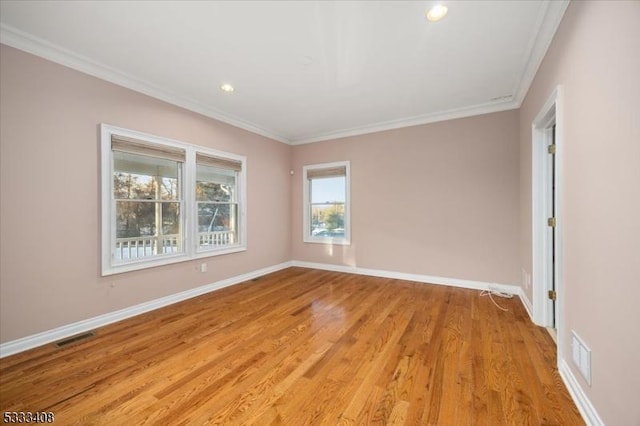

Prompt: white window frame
[302,161,351,245]
[101,124,247,276]
[193,151,245,257]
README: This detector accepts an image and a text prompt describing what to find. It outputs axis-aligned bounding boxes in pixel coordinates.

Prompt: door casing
[532,86,564,357]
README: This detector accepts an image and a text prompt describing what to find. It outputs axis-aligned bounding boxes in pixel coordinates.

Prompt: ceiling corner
[512,0,571,107]
[0,23,291,146]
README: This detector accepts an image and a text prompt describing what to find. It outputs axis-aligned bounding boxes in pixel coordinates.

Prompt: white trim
[0,262,292,358]
[193,147,248,256]
[558,359,605,426]
[0,24,289,145]
[518,287,534,321]
[512,1,570,108]
[1,0,568,148]
[302,161,351,246]
[291,261,520,295]
[532,119,554,326]
[293,260,599,426]
[531,86,564,335]
[291,100,519,145]
[1,258,600,426]
[553,88,566,361]
[288,0,568,146]
[101,124,248,276]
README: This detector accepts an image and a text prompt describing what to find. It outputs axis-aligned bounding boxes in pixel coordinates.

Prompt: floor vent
[54,331,96,348]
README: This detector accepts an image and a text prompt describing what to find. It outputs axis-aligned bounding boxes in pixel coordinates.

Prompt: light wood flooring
[0,267,584,425]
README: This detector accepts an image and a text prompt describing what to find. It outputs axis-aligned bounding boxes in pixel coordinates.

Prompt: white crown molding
[1,0,567,147]
[288,0,568,145]
[289,99,520,145]
[0,24,290,145]
[0,261,293,358]
[512,0,570,107]
[291,260,520,295]
[559,359,605,426]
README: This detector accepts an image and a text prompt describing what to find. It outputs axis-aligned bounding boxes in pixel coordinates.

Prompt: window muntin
[112,148,185,263]
[303,161,350,245]
[196,161,239,251]
[101,124,247,276]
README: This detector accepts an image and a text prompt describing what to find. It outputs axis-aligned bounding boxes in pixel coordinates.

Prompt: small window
[303,161,350,245]
[101,124,246,275]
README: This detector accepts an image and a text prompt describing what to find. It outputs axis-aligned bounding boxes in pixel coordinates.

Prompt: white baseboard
[291,260,520,295]
[558,358,604,426]
[1,259,602,426]
[0,260,517,358]
[292,260,601,425]
[0,261,293,358]
[518,288,534,320]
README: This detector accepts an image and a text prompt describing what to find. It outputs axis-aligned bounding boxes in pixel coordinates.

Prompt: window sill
[103,253,190,276]
[195,245,247,258]
[303,237,351,246]
[102,245,247,276]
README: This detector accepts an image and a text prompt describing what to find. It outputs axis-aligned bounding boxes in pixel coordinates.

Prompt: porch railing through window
[198,231,236,247]
[115,231,236,261]
[115,235,180,261]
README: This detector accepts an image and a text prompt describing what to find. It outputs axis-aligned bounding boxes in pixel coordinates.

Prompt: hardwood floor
[0,267,583,425]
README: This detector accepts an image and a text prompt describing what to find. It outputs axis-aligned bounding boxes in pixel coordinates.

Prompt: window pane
[198,203,238,248]
[159,177,180,201]
[114,173,155,200]
[196,164,236,202]
[116,201,155,238]
[161,202,181,235]
[310,203,345,237]
[115,201,182,261]
[311,176,345,203]
[196,181,235,202]
[114,151,180,200]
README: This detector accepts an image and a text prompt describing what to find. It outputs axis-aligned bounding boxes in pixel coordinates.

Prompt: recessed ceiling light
[298,55,313,66]
[220,83,234,93]
[426,4,448,22]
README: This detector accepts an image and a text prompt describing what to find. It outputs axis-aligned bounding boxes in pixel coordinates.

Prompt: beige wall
[2,2,639,422]
[291,110,520,285]
[519,1,640,424]
[0,45,291,342]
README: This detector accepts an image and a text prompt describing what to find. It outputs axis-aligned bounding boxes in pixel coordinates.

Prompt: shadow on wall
[320,243,357,268]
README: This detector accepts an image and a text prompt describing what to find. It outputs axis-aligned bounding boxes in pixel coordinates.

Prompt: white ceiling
[0,1,568,145]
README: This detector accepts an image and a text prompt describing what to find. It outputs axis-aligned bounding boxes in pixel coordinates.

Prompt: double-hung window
[196,154,241,251]
[303,161,350,245]
[111,136,185,262]
[101,124,246,275]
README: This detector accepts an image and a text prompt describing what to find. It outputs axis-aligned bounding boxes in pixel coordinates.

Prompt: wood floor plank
[0,268,585,425]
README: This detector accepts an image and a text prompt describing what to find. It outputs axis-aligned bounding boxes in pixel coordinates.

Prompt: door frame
[532,86,564,355]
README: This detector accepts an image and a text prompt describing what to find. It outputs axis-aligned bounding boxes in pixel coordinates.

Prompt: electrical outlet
[571,331,591,385]
[521,269,531,290]
[200,263,207,273]
[521,269,526,287]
